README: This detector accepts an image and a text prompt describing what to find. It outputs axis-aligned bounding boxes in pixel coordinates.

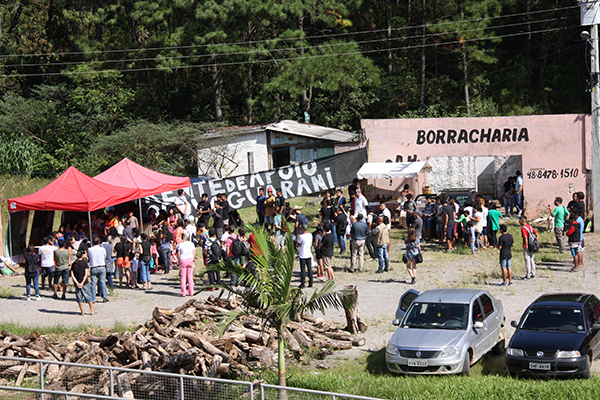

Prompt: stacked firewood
[0,295,367,396]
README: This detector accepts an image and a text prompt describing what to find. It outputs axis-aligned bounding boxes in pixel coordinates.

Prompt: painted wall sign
[416,128,529,145]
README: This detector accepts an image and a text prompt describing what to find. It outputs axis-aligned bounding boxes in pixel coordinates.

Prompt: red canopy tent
[93,158,190,197]
[7,166,139,212]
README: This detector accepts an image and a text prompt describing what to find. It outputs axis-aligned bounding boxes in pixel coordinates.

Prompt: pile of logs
[0,295,367,397]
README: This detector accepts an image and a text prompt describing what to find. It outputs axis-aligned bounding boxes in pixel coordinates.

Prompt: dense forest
[0,0,590,175]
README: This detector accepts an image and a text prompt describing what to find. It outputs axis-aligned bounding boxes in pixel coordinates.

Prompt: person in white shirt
[296,225,314,289]
[184,216,197,244]
[174,189,191,219]
[87,237,108,303]
[38,236,58,290]
[354,189,368,218]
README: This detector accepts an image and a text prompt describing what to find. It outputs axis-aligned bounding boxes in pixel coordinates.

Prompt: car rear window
[520,307,585,332]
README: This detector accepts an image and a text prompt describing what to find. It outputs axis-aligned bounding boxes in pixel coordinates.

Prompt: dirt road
[0,220,598,371]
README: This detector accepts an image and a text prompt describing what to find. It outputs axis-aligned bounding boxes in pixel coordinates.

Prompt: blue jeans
[106,260,115,289]
[511,192,522,213]
[90,266,108,302]
[139,259,151,283]
[337,233,346,253]
[25,273,39,297]
[160,248,171,273]
[299,258,313,286]
[376,245,389,271]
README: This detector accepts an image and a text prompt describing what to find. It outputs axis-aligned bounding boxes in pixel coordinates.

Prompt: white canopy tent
[356,161,432,179]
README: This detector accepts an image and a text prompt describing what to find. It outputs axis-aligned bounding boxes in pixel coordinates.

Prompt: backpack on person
[569,222,581,243]
[524,225,539,253]
[230,236,244,257]
[25,256,38,278]
[209,240,222,264]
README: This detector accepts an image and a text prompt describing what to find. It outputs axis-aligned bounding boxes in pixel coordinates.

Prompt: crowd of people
[9,174,590,314]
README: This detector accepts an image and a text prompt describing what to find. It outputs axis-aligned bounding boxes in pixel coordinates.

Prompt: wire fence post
[39,360,44,400]
[260,382,264,400]
[179,375,184,400]
[249,381,254,400]
[109,369,114,397]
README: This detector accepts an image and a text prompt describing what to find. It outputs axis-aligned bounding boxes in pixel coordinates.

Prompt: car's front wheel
[461,352,471,376]
[580,355,591,379]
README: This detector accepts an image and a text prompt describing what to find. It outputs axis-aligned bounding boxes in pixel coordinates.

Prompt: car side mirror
[392,319,400,326]
[510,320,518,328]
[473,321,484,329]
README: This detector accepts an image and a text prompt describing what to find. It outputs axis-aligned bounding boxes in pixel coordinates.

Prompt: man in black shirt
[321,223,335,281]
[497,224,514,286]
[196,193,211,226]
[567,192,585,219]
[348,178,359,197]
[218,193,230,226]
[333,207,348,254]
[275,188,285,214]
[213,201,224,240]
[442,197,456,252]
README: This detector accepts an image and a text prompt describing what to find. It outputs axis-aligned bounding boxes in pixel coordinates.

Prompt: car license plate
[408,359,427,367]
[529,362,551,370]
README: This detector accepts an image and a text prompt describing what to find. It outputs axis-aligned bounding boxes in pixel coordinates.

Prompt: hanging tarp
[94,158,190,198]
[147,147,367,211]
[356,161,432,179]
[7,166,139,213]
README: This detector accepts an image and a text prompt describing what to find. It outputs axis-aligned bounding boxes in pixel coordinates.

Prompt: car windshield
[519,306,585,332]
[402,302,468,330]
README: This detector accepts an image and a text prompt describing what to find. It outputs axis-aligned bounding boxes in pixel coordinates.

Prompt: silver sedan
[386,288,505,375]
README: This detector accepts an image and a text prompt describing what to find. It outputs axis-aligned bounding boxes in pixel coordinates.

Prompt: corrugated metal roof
[201,120,357,143]
[266,120,357,142]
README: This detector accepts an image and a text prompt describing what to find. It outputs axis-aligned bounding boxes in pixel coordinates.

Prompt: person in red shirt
[565,212,584,272]
[519,216,538,279]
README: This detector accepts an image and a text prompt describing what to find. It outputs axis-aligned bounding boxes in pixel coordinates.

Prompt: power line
[4,14,576,70]
[0,26,575,78]
[0,4,578,60]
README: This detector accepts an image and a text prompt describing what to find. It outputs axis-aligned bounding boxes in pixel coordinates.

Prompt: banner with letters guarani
[147,147,367,212]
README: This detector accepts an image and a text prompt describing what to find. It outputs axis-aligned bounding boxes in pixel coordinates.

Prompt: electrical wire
[3,14,577,70]
[0,4,578,60]
[0,26,575,78]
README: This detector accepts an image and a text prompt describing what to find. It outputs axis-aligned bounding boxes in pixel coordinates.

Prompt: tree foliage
[202,224,354,392]
[0,0,589,174]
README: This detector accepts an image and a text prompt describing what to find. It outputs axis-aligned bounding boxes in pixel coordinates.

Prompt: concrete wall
[197,132,268,178]
[426,156,477,194]
[362,114,591,218]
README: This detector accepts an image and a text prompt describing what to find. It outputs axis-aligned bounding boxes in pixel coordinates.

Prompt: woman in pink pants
[176,232,196,297]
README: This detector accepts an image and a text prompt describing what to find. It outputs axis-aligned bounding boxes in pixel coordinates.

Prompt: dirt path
[1,219,598,371]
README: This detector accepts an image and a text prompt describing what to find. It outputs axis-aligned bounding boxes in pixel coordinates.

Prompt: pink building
[362,114,591,218]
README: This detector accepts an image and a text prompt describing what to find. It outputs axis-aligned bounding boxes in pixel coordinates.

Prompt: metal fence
[0,356,382,400]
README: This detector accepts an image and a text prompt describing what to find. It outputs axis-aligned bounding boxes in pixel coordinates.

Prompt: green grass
[0,321,135,338]
[257,350,600,400]
[0,286,18,299]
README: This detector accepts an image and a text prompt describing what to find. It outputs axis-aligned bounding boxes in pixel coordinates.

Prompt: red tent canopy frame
[7,166,139,213]
[93,158,190,198]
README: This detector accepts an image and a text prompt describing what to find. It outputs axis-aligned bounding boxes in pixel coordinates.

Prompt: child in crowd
[497,224,513,286]
[467,221,477,255]
[404,228,421,285]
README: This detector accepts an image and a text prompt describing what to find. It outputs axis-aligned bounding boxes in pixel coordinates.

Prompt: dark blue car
[506,293,600,378]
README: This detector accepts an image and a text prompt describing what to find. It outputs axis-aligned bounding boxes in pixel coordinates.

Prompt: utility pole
[580,0,600,230]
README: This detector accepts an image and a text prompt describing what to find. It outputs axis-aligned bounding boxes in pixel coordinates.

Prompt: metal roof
[266,120,358,142]
[201,120,357,143]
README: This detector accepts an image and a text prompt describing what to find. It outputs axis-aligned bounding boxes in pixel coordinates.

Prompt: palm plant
[201,223,354,396]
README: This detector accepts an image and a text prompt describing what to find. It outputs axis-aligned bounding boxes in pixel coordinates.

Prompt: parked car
[386,288,505,376]
[506,293,600,379]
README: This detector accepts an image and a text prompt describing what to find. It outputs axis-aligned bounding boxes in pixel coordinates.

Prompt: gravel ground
[0,219,598,372]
